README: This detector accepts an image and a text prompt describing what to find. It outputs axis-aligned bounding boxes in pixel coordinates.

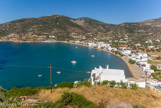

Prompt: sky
[0,0,161,24]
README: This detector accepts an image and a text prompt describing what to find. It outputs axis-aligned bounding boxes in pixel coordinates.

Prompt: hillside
[0,15,161,41]
[25,85,161,108]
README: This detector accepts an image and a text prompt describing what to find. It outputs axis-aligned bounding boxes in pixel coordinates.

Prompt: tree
[129,59,136,64]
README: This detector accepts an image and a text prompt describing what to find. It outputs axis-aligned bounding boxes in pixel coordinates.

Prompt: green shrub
[129,59,136,64]
[130,84,138,90]
[36,102,56,108]
[56,81,74,88]
[5,87,39,97]
[133,104,146,108]
[102,80,109,85]
[151,65,157,71]
[109,81,116,88]
[120,81,127,89]
[57,92,94,108]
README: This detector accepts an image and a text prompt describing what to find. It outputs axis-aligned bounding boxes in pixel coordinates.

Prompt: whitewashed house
[128,81,146,88]
[135,43,141,47]
[145,40,153,44]
[90,65,127,85]
[121,50,131,56]
[148,46,155,49]
[130,53,148,62]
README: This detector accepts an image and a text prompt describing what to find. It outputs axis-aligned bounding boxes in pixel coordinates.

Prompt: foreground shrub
[109,81,116,88]
[102,80,109,85]
[56,92,94,108]
[5,87,39,97]
[133,104,146,108]
[55,81,74,88]
[120,81,127,89]
[130,84,138,90]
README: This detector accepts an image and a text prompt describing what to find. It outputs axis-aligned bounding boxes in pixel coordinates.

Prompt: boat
[38,75,42,77]
[86,71,91,73]
[75,47,78,48]
[71,60,77,64]
[91,55,95,58]
[57,71,61,74]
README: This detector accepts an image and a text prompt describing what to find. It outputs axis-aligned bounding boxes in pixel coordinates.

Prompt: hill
[0,15,161,41]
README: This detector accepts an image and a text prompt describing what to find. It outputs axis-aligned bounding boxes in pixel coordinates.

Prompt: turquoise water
[0,42,131,89]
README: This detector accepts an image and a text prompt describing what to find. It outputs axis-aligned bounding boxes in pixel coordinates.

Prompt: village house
[90,65,127,85]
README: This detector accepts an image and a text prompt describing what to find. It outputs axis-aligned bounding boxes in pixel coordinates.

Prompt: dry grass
[36,85,161,108]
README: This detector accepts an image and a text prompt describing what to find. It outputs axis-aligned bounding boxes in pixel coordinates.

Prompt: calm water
[0,42,131,89]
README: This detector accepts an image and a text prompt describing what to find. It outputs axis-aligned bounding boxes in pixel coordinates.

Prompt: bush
[102,80,109,85]
[133,104,146,108]
[151,65,157,71]
[120,81,127,89]
[74,81,92,88]
[130,84,138,90]
[56,81,74,88]
[129,59,136,64]
[5,87,39,97]
[109,81,116,88]
[57,92,94,108]
[36,102,56,108]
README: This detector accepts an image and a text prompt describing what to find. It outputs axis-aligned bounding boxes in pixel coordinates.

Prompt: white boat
[71,60,77,64]
[57,71,61,74]
[38,75,42,77]
[86,71,91,73]
[75,47,78,48]
[91,55,95,58]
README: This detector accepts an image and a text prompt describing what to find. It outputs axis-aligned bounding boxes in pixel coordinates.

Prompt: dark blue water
[0,42,131,89]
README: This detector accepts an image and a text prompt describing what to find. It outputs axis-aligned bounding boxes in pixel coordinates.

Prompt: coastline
[55,41,145,80]
[0,40,144,80]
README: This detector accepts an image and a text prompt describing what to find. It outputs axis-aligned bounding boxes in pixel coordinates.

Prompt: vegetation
[5,87,39,97]
[109,81,116,88]
[130,84,138,90]
[36,92,104,108]
[151,71,161,80]
[129,59,136,64]
[133,104,146,108]
[151,65,157,71]
[55,81,74,88]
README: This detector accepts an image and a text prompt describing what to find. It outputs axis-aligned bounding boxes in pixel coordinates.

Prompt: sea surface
[0,42,131,89]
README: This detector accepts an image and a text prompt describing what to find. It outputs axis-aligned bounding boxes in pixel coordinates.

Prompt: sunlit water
[0,42,131,89]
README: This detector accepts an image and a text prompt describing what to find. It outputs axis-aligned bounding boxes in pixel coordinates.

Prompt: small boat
[86,71,91,74]
[57,71,61,74]
[71,60,77,64]
[38,75,42,77]
[91,55,95,58]
[75,47,78,48]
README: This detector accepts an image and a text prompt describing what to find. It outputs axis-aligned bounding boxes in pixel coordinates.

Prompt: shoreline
[0,40,145,80]
[54,41,145,80]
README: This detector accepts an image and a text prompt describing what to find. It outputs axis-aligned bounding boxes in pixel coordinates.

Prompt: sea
[0,42,131,89]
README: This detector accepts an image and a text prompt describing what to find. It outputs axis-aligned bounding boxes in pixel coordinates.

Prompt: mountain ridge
[0,14,161,40]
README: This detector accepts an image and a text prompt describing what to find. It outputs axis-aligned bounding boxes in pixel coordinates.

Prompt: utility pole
[50,64,52,93]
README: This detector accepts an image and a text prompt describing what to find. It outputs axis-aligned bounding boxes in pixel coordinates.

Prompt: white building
[90,65,127,85]
[130,53,148,62]
[121,50,131,56]
[145,40,153,44]
[135,43,141,47]
[148,46,155,49]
